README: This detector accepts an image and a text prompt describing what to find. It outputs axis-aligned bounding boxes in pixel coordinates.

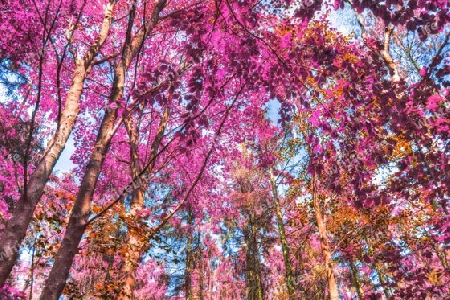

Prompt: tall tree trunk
[118,105,170,299]
[117,112,145,299]
[39,105,118,299]
[39,2,167,298]
[245,214,264,300]
[374,263,390,299]
[185,238,193,300]
[198,263,204,300]
[118,94,231,299]
[434,244,448,269]
[252,218,264,300]
[184,208,194,300]
[311,179,339,300]
[365,237,390,299]
[0,2,115,287]
[269,168,296,298]
[349,259,364,299]
[198,234,204,300]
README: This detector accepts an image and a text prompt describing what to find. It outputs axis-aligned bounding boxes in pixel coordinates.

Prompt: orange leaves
[54,189,76,201]
[391,136,412,158]
[92,205,102,214]
[341,52,359,64]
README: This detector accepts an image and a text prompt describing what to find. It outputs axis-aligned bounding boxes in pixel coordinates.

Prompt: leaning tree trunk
[311,179,339,300]
[39,96,119,299]
[39,2,167,298]
[0,1,115,287]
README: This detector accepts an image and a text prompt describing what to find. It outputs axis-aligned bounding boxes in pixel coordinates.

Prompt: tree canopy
[0,0,449,299]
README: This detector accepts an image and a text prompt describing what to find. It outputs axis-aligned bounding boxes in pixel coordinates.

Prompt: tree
[1,0,449,298]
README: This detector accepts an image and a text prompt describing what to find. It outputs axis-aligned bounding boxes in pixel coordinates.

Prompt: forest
[0,0,449,299]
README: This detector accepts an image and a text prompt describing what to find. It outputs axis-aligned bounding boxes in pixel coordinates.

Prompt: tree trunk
[39,106,118,299]
[0,2,115,287]
[184,208,194,300]
[198,237,204,300]
[118,106,170,299]
[366,237,390,299]
[39,1,167,297]
[374,263,390,299]
[434,244,448,269]
[311,180,339,300]
[245,214,264,300]
[349,259,364,299]
[269,168,296,298]
[117,111,146,299]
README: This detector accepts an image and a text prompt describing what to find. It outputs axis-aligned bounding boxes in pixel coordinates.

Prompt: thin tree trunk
[349,259,364,299]
[365,237,390,299]
[0,2,115,287]
[199,263,205,300]
[311,179,339,300]
[245,214,264,300]
[117,95,233,299]
[185,237,193,300]
[39,2,167,298]
[380,26,401,83]
[118,106,170,299]
[434,244,448,269]
[269,168,296,298]
[184,208,194,300]
[252,218,264,300]
[374,263,390,299]
[198,234,204,300]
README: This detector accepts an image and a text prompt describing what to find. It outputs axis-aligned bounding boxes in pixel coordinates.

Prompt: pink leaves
[211,31,223,51]
[136,208,152,219]
[107,102,118,110]
[360,265,371,276]
[309,115,319,127]
[1,0,450,297]
[419,67,427,77]
[313,144,323,153]
[281,33,292,49]
[427,94,443,111]
[0,285,25,299]
[217,68,226,80]
[309,110,321,126]
[333,0,343,10]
